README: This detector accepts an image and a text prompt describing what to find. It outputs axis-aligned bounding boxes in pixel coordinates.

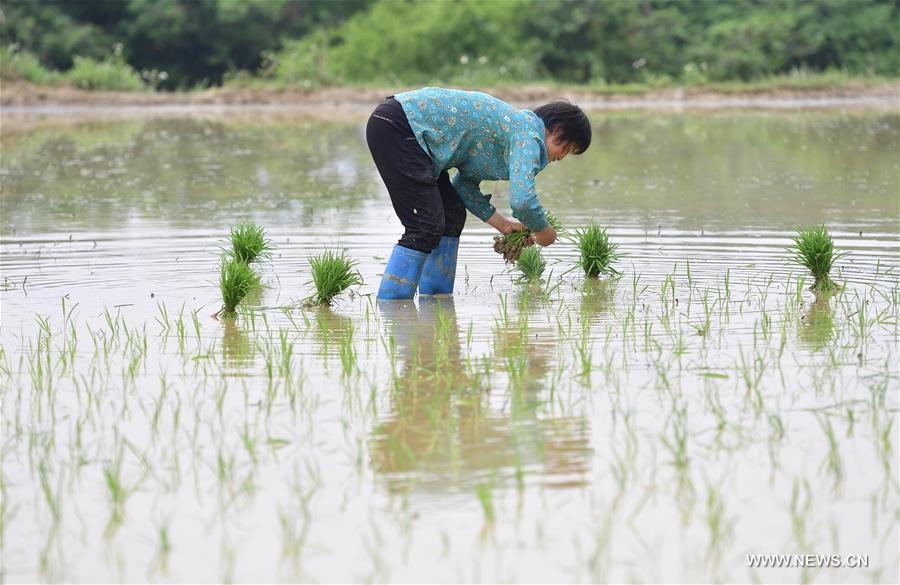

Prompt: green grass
[306,251,362,305]
[788,225,843,291]
[572,222,621,277]
[228,221,272,264]
[219,256,261,317]
[515,246,546,282]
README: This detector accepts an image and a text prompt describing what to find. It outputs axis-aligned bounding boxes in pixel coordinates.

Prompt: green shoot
[306,251,362,306]
[788,225,843,291]
[218,256,261,317]
[228,221,272,264]
[515,246,546,282]
[572,222,621,277]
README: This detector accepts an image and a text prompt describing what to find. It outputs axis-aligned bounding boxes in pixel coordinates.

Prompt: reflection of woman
[371,299,592,492]
[366,87,592,299]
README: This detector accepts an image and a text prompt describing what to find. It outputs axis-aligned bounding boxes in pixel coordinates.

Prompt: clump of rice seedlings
[788,225,843,291]
[515,246,546,282]
[216,256,261,318]
[493,211,562,263]
[228,221,272,264]
[573,221,621,277]
[306,250,362,306]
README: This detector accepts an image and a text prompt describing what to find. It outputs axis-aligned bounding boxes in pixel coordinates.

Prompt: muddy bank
[2,80,899,111]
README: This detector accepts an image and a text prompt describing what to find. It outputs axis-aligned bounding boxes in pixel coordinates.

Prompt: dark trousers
[366,97,466,253]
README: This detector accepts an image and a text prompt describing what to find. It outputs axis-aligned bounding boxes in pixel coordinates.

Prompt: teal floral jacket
[395,87,549,232]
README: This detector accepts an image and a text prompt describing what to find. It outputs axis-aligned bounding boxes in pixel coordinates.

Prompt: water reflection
[3,112,897,237]
[220,318,254,370]
[581,277,617,318]
[371,298,592,494]
[310,306,355,369]
[798,292,836,350]
[1,117,379,234]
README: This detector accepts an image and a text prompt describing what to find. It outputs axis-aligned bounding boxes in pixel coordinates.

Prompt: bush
[0,45,60,83]
[265,0,539,86]
[65,52,145,91]
[266,30,335,87]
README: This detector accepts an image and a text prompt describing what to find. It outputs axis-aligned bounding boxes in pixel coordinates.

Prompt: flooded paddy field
[1,107,898,583]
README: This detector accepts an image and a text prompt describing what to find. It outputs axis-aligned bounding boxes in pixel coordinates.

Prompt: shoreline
[2,81,899,113]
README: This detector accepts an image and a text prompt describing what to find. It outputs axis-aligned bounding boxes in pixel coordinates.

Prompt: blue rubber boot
[418,236,459,295]
[377,245,428,300]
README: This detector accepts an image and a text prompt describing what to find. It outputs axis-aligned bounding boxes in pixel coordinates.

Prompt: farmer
[366,87,592,299]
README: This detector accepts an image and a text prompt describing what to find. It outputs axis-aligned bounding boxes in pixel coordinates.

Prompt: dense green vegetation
[2,0,898,91]
[0,0,366,89]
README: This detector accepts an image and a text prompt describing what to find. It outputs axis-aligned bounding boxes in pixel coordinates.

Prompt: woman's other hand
[533,225,557,246]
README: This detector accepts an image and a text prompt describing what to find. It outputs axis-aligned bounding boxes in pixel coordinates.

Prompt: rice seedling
[493,211,562,263]
[338,322,356,378]
[818,414,844,486]
[475,479,495,522]
[788,225,844,291]
[572,222,621,278]
[103,451,127,530]
[305,251,362,306]
[790,478,813,550]
[156,524,171,573]
[227,221,272,265]
[705,485,734,556]
[216,256,261,319]
[515,246,546,282]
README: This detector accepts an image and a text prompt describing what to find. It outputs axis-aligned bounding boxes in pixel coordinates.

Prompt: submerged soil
[2,80,899,110]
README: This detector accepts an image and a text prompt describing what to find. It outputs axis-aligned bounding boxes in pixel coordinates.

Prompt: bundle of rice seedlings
[789,225,844,291]
[307,250,363,305]
[228,221,272,264]
[217,256,261,318]
[573,221,621,277]
[515,246,546,282]
[493,211,562,263]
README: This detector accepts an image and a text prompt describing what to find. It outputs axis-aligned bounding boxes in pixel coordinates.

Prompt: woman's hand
[532,224,557,246]
[486,211,525,235]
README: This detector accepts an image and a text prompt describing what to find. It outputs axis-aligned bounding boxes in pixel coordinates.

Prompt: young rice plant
[228,221,272,264]
[789,225,843,291]
[515,246,546,282]
[307,251,362,305]
[218,256,261,318]
[573,221,621,277]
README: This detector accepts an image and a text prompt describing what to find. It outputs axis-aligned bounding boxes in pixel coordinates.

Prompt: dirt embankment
[2,80,899,110]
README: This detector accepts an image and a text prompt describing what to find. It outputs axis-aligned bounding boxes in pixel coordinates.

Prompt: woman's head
[534,100,592,162]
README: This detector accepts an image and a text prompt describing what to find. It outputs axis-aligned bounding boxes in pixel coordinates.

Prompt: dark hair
[533,100,592,154]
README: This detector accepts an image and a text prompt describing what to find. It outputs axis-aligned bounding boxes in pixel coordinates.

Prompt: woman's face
[545,131,576,163]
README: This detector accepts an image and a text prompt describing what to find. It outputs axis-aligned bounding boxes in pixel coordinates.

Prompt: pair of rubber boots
[377,236,458,299]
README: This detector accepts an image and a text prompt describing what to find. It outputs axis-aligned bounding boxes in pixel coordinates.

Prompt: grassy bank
[2,46,897,109]
[3,77,898,109]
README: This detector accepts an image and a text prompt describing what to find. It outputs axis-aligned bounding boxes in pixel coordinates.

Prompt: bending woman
[366,87,592,299]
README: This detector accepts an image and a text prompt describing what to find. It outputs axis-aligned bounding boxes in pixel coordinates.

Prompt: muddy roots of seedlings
[307,251,363,306]
[493,233,529,263]
[229,221,273,264]
[573,221,621,278]
[789,225,844,291]
[218,256,261,318]
[493,211,561,263]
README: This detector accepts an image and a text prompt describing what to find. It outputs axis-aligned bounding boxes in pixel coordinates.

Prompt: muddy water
[1,109,898,583]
